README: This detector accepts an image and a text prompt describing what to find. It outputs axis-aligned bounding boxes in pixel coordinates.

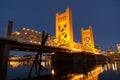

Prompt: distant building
[117,44,120,53]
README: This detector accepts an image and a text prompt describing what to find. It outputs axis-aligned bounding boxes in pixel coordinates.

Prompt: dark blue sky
[0,0,120,51]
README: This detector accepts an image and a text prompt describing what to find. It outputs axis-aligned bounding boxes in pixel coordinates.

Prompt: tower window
[64,24,67,28]
[65,16,66,20]
[64,34,67,38]
[59,35,61,39]
[61,28,64,32]
[58,25,60,31]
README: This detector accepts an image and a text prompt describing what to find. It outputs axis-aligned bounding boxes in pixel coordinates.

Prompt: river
[6,60,120,80]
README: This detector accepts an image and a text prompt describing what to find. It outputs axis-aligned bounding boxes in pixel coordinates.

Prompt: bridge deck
[0,37,71,53]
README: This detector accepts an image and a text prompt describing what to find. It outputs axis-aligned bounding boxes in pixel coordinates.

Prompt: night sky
[0,0,120,51]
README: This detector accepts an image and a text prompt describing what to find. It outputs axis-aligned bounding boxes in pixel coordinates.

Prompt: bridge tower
[81,26,95,51]
[56,7,74,47]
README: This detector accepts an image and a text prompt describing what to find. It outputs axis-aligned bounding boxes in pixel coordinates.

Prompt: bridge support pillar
[5,20,13,38]
[0,42,10,80]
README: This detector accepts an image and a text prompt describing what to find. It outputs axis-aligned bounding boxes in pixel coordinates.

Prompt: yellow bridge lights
[11,7,100,54]
[55,7,100,53]
[81,26,99,53]
[56,7,74,48]
[81,26,95,49]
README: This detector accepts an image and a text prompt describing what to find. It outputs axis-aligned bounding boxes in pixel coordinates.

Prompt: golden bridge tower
[81,26,95,51]
[56,7,74,47]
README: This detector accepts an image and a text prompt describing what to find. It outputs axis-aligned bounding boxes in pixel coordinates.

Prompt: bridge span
[0,7,103,79]
[0,19,104,80]
[0,36,73,53]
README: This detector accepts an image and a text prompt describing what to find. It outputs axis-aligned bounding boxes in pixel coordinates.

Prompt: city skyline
[0,0,120,51]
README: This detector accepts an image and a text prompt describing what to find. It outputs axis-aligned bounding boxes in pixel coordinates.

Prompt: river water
[6,60,120,80]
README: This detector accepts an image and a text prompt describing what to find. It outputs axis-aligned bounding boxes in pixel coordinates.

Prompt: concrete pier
[5,20,13,38]
[0,42,10,80]
[0,21,13,80]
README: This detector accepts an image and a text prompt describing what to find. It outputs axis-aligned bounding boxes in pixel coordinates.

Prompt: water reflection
[103,62,120,71]
[8,61,32,68]
[8,60,51,68]
[7,61,120,80]
[51,63,103,80]
[51,62,120,80]
[7,60,51,80]
[99,62,120,80]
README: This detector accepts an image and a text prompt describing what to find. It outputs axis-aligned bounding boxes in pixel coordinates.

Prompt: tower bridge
[10,27,98,53]
[9,7,99,54]
[0,7,104,80]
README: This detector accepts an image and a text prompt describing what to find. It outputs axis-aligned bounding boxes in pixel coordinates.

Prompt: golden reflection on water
[51,64,105,80]
[103,62,120,71]
[67,74,84,80]
[51,69,55,75]
[8,61,21,68]
[8,60,51,68]
[67,65,103,80]
[51,62,120,80]
[8,61,120,80]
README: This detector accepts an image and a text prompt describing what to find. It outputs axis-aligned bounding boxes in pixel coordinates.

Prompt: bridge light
[16,32,20,35]
[51,69,55,75]
[24,32,27,35]
[22,27,26,30]
[35,31,38,33]
[41,61,45,67]
[68,74,84,80]
[38,32,41,34]
[51,52,55,55]
[31,30,34,32]
[34,41,37,44]
[27,28,30,31]
[30,40,33,43]
[61,21,65,25]
[38,42,41,44]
